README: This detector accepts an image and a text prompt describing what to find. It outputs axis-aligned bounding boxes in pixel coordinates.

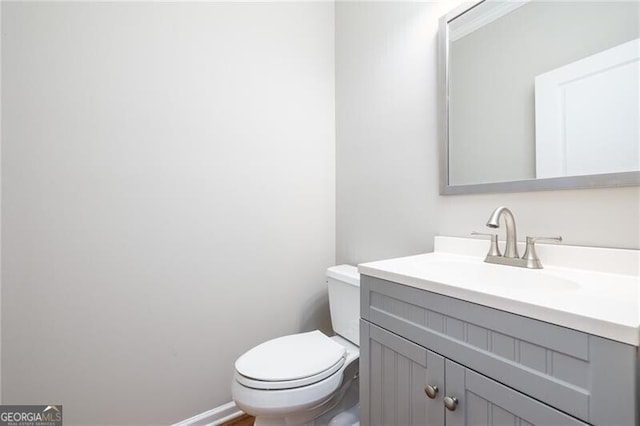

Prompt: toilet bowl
[231,265,360,426]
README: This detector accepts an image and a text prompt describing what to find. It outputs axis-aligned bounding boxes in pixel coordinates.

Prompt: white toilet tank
[326,265,360,346]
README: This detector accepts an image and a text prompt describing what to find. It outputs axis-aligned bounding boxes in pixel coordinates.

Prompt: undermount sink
[358,236,640,345]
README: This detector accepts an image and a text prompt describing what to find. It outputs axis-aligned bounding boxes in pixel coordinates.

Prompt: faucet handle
[522,236,563,269]
[526,236,562,244]
[471,232,501,257]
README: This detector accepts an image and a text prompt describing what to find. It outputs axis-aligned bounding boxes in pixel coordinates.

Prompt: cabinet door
[444,360,588,426]
[360,320,445,426]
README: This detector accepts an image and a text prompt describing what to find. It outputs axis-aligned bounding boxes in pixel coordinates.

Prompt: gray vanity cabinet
[361,321,587,426]
[360,319,445,426]
[360,275,639,426]
[444,359,587,426]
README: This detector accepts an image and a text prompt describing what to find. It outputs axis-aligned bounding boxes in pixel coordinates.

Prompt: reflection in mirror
[440,0,640,193]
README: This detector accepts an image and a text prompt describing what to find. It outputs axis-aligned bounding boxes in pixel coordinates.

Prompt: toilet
[231,265,360,426]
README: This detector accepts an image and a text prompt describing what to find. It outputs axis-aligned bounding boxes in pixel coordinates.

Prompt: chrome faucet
[473,206,562,269]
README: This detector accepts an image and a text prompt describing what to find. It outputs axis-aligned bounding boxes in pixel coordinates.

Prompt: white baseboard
[173,401,244,426]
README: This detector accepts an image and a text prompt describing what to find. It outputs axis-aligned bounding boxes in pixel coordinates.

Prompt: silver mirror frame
[438,2,640,195]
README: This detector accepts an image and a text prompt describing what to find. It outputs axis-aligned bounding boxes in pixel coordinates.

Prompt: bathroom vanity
[358,237,639,426]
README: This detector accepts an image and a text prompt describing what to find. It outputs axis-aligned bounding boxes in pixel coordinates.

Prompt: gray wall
[1,2,334,424]
[336,1,640,266]
[336,1,448,264]
[449,1,640,185]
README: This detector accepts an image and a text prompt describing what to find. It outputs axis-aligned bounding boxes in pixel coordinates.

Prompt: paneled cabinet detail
[360,320,444,426]
[360,275,639,426]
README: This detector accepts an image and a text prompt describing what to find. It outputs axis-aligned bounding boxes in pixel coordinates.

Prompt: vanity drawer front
[361,275,638,426]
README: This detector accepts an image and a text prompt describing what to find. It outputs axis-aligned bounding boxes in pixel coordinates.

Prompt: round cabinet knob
[424,385,439,399]
[444,396,458,411]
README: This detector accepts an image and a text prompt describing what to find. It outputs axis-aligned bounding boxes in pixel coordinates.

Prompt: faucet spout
[486,206,519,258]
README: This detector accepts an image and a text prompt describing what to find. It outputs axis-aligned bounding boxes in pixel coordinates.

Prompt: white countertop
[358,236,640,346]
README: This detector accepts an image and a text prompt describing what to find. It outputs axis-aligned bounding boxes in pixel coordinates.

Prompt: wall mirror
[439,0,640,194]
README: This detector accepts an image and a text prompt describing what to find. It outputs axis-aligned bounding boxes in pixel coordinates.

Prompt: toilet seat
[235,331,347,390]
[236,357,345,390]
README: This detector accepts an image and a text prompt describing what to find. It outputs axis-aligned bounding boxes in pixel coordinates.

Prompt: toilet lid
[235,331,346,389]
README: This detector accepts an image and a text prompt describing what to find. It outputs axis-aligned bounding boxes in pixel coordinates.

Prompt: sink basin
[419,258,581,293]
